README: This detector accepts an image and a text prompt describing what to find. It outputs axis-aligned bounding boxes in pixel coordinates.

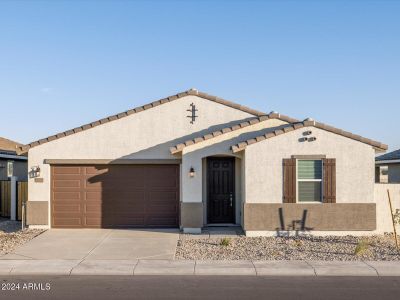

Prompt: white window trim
[296,159,323,203]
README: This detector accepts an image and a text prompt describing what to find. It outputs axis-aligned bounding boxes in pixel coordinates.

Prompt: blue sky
[1,0,399,151]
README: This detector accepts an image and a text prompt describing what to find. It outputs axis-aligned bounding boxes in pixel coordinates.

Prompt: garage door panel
[147,205,179,213]
[106,204,146,214]
[147,217,178,227]
[84,203,102,213]
[85,191,102,200]
[53,180,81,188]
[51,164,179,228]
[84,179,146,189]
[53,167,82,175]
[52,203,81,213]
[105,217,146,227]
[53,191,81,200]
[84,217,102,227]
[149,191,179,203]
[101,190,145,199]
[84,166,108,175]
[52,217,82,227]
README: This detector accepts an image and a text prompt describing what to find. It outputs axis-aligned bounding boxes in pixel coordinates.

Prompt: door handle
[229,193,233,207]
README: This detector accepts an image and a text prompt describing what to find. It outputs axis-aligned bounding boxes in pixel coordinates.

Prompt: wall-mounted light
[30,166,41,178]
[189,167,195,178]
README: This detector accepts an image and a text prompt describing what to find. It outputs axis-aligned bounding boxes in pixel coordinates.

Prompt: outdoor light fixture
[30,166,41,178]
[189,167,195,178]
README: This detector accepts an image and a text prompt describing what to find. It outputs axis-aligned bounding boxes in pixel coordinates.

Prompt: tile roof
[18,89,265,154]
[169,112,299,154]
[231,119,388,153]
[376,149,400,161]
[0,137,22,154]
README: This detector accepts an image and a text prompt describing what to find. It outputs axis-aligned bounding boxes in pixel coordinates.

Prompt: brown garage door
[51,165,180,228]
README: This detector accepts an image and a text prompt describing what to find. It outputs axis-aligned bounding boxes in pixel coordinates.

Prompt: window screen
[297,160,322,202]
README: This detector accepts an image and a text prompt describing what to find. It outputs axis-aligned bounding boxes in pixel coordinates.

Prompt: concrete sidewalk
[1,260,400,276]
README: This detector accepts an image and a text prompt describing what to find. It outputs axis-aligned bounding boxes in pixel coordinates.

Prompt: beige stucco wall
[375,183,400,233]
[178,118,288,227]
[244,126,376,204]
[181,118,288,205]
[27,95,256,212]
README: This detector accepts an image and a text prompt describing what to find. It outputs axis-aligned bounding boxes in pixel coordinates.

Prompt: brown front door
[207,157,235,224]
[51,164,179,228]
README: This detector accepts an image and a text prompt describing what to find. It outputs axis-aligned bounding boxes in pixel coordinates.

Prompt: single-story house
[0,137,28,181]
[18,89,389,235]
[376,149,400,183]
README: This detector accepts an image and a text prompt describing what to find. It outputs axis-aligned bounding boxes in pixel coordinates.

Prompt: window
[7,161,14,178]
[297,160,322,202]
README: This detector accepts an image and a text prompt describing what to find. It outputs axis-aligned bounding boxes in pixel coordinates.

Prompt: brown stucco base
[180,202,203,228]
[243,203,376,231]
[26,201,48,225]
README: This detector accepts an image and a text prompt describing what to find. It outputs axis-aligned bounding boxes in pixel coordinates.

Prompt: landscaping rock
[0,218,44,256]
[176,234,400,261]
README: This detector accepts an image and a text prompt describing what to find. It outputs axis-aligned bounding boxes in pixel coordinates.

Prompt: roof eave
[18,89,265,153]
[231,121,388,153]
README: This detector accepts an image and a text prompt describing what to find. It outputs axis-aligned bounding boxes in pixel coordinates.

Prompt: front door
[207,157,235,223]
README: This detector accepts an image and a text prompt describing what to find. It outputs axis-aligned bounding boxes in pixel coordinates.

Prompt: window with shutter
[283,158,296,203]
[323,158,336,203]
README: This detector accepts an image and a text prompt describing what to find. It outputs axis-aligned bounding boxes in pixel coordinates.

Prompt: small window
[7,161,14,178]
[297,160,322,202]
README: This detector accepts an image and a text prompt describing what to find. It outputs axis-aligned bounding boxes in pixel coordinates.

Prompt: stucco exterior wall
[27,95,256,206]
[181,119,288,204]
[179,118,287,228]
[375,183,400,233]
[244,126,375,204]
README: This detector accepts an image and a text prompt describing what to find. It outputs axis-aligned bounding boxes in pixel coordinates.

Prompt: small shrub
[394,209,400,225]
[220,238,231,247]
[354,240,370,256]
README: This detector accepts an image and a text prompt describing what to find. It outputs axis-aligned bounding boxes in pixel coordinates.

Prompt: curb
[1,259,400,276]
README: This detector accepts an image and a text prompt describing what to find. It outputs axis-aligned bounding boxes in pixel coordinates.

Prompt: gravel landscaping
[0,218,44,256]
[176,234,400,261]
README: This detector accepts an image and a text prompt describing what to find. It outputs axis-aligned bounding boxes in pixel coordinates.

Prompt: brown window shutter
[323,158,336,203]
[283,158,296,203]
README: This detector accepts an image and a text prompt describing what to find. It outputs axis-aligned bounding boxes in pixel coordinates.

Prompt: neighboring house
[18,89,388,235]
[0,137,28,181]
[376,149,400,183]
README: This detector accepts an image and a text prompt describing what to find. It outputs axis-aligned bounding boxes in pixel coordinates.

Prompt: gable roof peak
[303,117,316,126]
[18,89,265,154]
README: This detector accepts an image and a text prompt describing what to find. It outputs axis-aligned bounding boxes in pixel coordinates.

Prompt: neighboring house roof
[0,151,28,160]
[18,89,265,154]
[0,137,22,153]
[376,149,400,163]
[231,119,388,153]
[169,112,299,154]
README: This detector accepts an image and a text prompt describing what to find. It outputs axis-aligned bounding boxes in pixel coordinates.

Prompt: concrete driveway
[1,229,179,260]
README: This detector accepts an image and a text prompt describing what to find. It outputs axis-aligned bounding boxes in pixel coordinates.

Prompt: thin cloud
[40,87,53,94]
